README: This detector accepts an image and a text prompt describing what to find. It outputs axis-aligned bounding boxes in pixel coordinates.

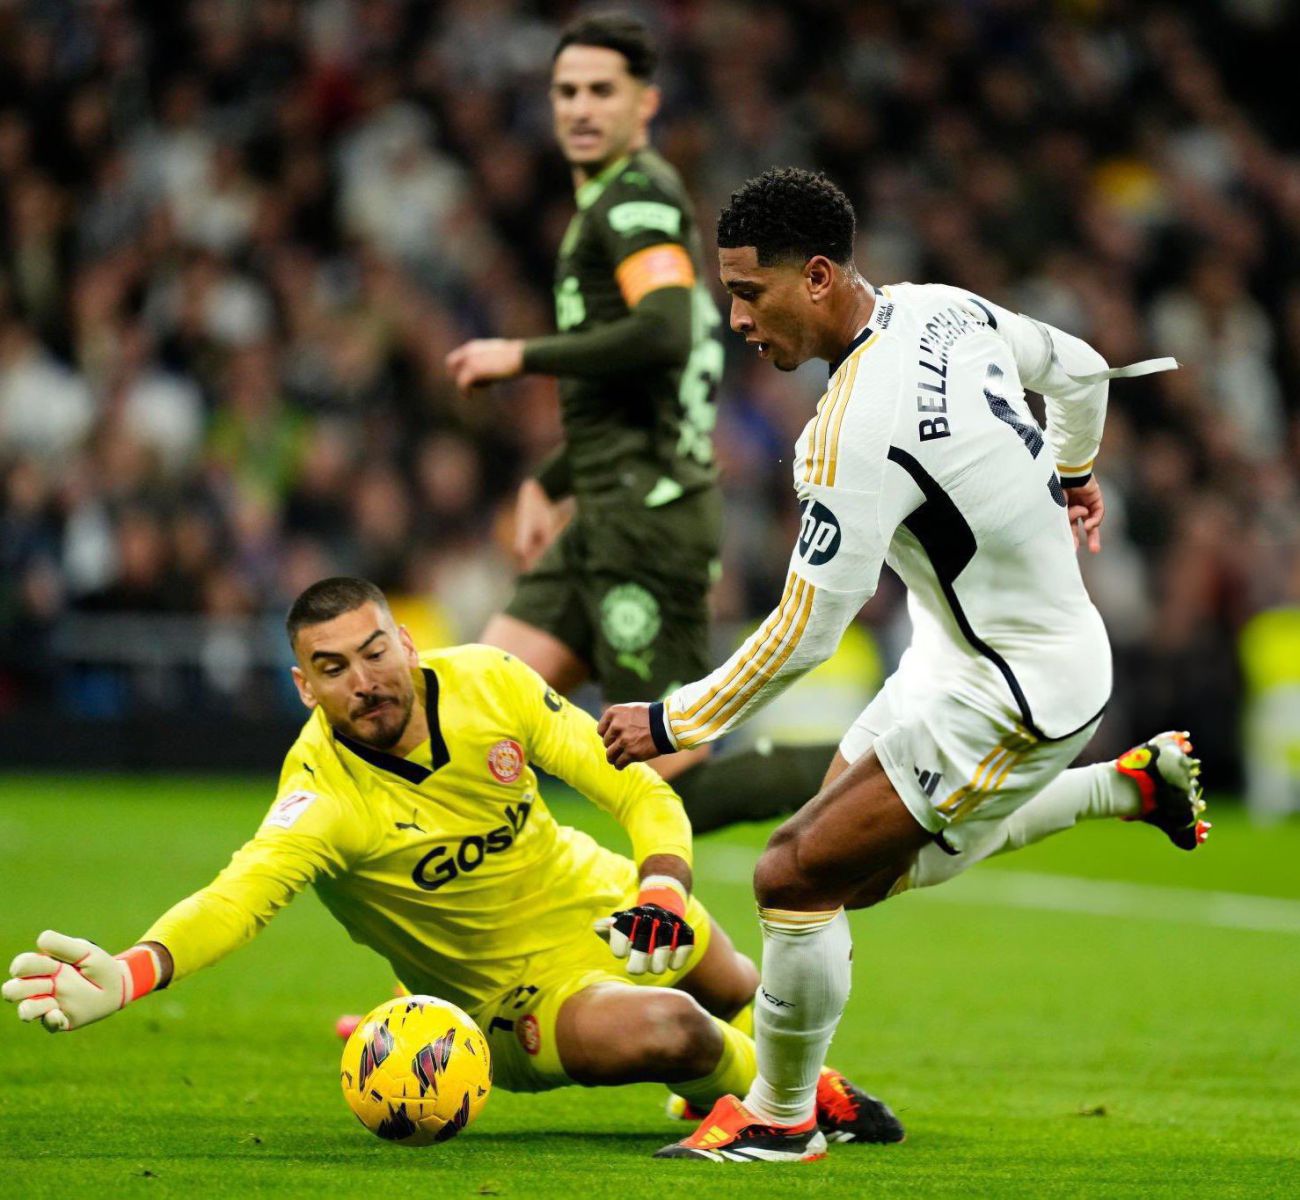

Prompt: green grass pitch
[1,775,1296,1198]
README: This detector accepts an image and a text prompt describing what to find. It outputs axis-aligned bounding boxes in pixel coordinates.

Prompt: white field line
[694,843,1300,935]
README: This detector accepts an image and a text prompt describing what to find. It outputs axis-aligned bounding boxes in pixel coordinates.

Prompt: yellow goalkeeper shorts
[475,892,713,1093]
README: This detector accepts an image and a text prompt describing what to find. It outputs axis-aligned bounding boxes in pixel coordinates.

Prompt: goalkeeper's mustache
[350,692,402,721]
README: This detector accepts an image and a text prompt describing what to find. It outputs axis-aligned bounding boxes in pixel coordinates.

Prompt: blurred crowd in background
[2,0,1299,793]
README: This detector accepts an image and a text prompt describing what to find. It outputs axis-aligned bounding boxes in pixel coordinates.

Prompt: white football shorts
[839,660,1100,856]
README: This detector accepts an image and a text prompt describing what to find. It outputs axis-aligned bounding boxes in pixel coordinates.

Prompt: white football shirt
[650,282,1174,751]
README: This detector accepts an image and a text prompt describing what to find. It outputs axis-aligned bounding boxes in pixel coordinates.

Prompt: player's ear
[397,625,419,665]
[804,256,835,303]
[291,665,317,710]
[639,82,660,126]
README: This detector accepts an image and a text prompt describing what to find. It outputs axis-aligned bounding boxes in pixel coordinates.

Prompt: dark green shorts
[504,489,722,702]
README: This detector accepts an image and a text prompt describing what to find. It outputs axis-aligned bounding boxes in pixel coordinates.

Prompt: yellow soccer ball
[340,995,491,1146]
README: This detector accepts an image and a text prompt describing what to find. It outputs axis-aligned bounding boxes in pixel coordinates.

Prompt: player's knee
[635,991,722,1079]
[753,828,824,910]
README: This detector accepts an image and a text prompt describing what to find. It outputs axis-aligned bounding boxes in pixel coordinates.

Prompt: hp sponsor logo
[797,499,842,565]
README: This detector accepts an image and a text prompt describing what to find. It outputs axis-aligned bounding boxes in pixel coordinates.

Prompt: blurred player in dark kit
[447,12,834,833]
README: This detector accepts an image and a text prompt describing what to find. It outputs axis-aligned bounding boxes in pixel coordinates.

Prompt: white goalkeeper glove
[594,875,695,976]
[3,931,161,1032]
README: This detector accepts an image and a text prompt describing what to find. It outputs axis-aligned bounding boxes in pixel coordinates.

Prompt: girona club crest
[487,739,524,784]
[516,1014,541,1056]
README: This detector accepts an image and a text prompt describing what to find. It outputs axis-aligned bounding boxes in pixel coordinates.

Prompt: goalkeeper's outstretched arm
[3,933,172,1032]
[4,799,358,1032]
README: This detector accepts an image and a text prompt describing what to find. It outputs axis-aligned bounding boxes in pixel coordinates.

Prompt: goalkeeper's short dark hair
[717,168,856,266]
[287,577,390,646]
[554,11,658,80]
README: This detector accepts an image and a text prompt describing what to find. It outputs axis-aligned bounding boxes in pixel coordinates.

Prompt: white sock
[908,762,1140,890]
[744,907,852,1126]
[1000,761,1140,848]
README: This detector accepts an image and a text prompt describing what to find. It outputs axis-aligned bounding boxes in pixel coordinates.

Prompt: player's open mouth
[754,341,770,358]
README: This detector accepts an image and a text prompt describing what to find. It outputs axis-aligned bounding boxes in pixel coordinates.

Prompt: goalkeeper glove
[3,931,161,1032]
[595,876,694,976]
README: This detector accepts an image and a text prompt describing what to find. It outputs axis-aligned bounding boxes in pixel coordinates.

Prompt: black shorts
[504,489,722,702]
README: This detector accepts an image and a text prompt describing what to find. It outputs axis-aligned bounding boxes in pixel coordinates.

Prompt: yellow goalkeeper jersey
[142,645,692,1018]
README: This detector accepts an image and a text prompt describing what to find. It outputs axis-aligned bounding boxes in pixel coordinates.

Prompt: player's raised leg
[900,731,1208,893]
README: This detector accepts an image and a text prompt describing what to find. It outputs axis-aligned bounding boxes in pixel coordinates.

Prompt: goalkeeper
[3,576,897,1142]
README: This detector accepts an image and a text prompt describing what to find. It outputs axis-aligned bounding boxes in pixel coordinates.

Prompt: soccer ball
[340,995,492,1146]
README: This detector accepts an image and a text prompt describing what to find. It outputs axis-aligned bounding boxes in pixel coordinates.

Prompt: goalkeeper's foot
[1117,731,1209,851]
[655,1095,826,1162]
[337,982,409,1041]
[664,1094,706,1122]
[814,1066,905,1143]
[668,1067,904,1145]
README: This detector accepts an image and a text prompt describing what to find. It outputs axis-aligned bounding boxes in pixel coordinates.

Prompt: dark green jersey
[537,149,723,504]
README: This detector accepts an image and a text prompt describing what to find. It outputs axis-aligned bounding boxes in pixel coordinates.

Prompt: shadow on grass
[8,1130,674,1165]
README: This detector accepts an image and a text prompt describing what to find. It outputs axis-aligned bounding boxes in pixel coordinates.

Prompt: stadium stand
[1,1,1297,788]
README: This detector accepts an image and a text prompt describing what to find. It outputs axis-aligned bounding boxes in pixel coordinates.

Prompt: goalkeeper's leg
[554,916,758,1096]
[554,982,754,1097]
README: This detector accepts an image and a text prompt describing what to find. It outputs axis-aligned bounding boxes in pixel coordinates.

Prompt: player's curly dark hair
[287,577,389,646]
[554,12,658,80]
[717,168,856,266]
